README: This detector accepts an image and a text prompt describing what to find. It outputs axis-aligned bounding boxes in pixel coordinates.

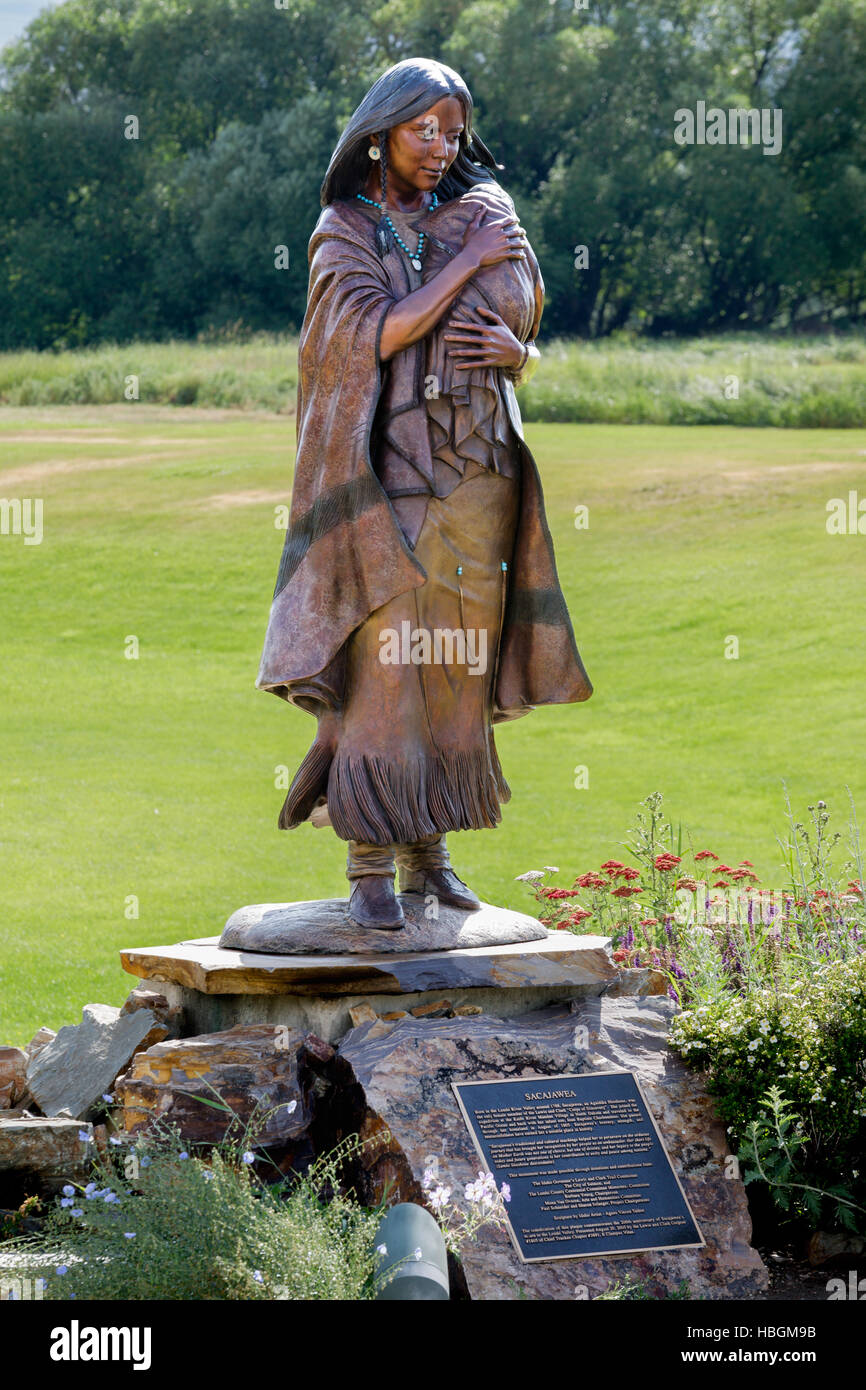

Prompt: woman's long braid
[374,129,394,258]
[378,129,389,206]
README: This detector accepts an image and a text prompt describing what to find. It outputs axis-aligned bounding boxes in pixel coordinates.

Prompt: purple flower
[71,1208,84,1218]
[56,1265,68,1276]
[242,1151,255,1165]
[253,1270,263,1283]
[61,1184,75,1197]
[500,1183,511,1203]
[178,1152,189,1161]
[123,1232,136,1239]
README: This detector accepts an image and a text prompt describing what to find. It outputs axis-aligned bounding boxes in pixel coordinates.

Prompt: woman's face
[376,95,465,201]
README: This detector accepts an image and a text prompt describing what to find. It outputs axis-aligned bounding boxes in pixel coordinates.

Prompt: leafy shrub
[4,1128,383,1301]
[669,957,866,1232]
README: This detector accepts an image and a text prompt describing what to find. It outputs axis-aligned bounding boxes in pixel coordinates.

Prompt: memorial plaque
[452,1070,704,1262]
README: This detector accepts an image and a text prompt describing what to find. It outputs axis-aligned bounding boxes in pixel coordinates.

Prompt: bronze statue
[256,58,592,930]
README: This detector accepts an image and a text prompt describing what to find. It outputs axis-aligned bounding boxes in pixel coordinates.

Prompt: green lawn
[1,406,865,1044]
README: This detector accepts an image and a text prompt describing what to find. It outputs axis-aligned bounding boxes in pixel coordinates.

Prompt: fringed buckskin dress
[256,181,592,873]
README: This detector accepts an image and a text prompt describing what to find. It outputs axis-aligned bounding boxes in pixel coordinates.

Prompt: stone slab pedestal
[120,932,618,1046]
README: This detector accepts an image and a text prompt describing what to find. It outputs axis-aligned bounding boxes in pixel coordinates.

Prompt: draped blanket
[256,180,592,746]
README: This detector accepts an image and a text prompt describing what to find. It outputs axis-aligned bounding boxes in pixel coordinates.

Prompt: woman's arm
[443,241,545,375]
[379,208,526,362]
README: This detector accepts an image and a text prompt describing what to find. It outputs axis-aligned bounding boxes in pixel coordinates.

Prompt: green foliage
[669,957,866,1232]
[1,330,864,426]
[1,0,865,346]
[519,333,866,427]
[3,1128,384,1301]
[738,1085,866,1232]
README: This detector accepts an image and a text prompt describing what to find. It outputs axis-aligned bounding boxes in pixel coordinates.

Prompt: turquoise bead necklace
[356,190,439,270]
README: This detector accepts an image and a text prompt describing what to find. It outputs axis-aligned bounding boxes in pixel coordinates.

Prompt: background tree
[0,0,863,347]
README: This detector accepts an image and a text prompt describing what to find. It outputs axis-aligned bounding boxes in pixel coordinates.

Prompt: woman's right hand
[460,206,526,270]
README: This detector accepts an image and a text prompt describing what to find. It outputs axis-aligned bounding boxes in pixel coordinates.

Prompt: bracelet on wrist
[507,340,540,387]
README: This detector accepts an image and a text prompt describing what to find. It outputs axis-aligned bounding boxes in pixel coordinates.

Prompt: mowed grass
[1,406,865,1044]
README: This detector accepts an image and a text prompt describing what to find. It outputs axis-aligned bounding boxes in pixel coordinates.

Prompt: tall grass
[0,335,299,412]
[1,331,864,426]
[521,333,866,428]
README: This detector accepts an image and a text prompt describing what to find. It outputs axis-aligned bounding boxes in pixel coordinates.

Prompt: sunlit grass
[1,404,864,1043]
[1,331,863,426]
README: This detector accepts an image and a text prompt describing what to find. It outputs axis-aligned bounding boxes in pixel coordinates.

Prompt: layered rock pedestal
[115,897,768,1299]
[339,997,769,1300]
[121,897,619,1044]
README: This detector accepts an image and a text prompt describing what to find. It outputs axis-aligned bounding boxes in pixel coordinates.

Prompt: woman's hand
[379,207,526,362]
[443,305,526,371]
[460,206,526,270]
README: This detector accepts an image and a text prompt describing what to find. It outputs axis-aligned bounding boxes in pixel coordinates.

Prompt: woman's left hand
[443,305,525,371]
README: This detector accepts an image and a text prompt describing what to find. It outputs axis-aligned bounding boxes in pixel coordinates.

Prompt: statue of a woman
[256,58,592,931]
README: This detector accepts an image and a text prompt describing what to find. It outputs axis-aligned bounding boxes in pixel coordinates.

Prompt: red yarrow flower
[675,877,697,892]
[694,850,719,861]
[600,860,626,875]
[574,871,607,889]
[540,887,581,899]
[612,885,643,898]
[654,853,682,872]
[612,949,628,963]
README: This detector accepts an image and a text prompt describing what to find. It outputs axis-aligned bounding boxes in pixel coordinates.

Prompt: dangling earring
[368,143,381,160]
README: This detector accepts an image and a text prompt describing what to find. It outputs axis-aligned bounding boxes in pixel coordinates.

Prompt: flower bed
[517,791,866,1239]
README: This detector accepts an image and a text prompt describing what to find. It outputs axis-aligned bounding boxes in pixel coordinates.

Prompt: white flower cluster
[464,1170,510,1209]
